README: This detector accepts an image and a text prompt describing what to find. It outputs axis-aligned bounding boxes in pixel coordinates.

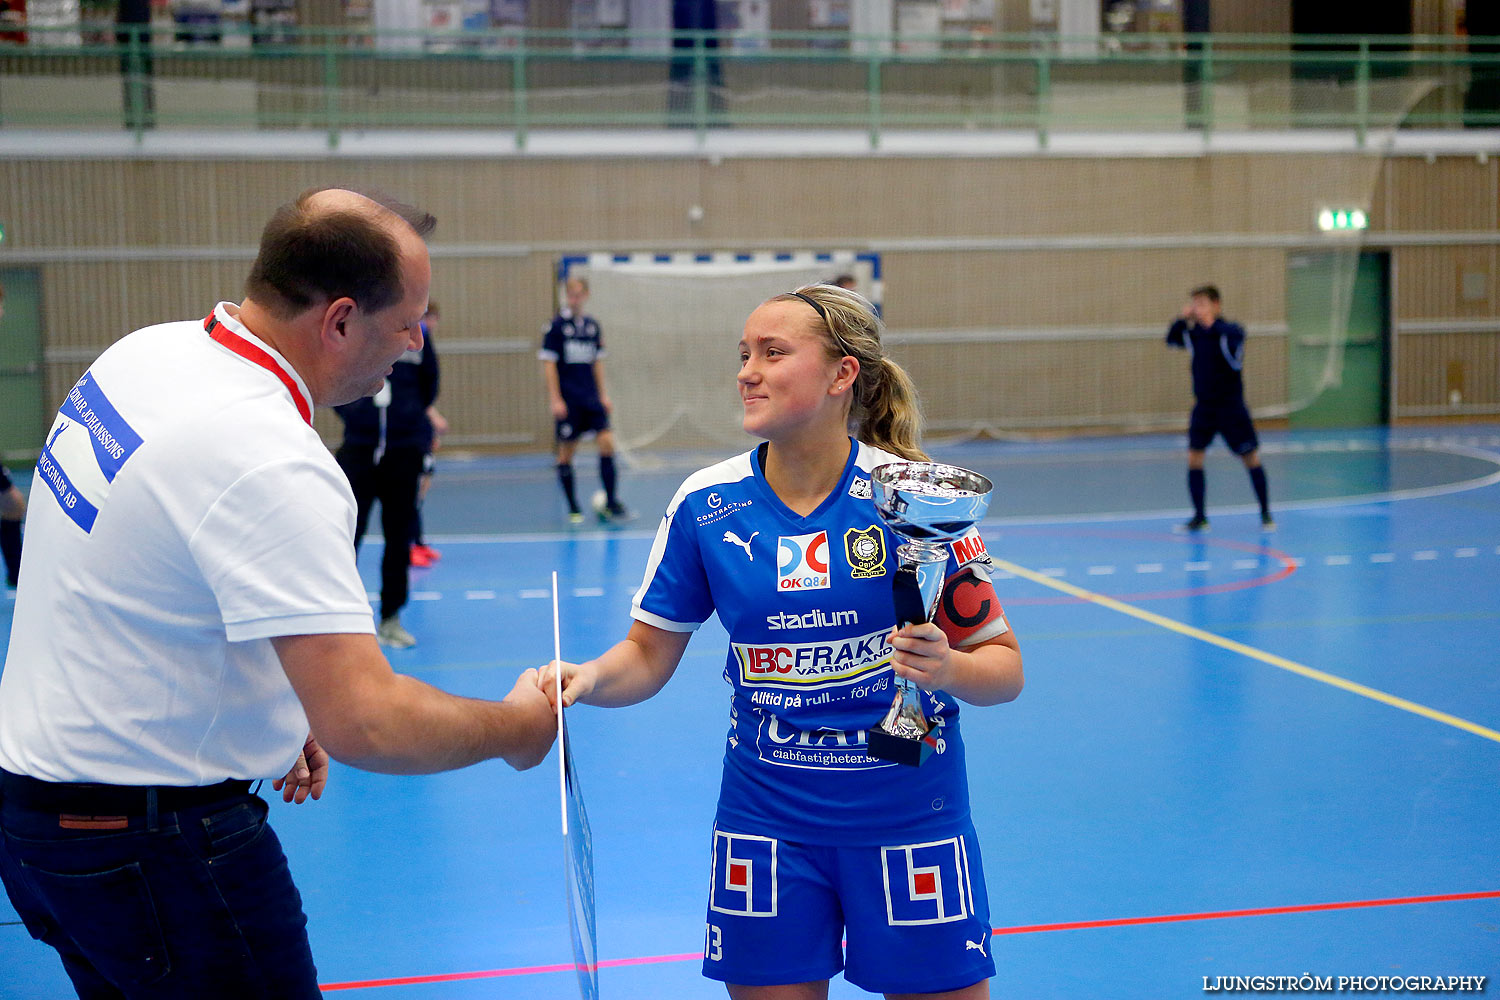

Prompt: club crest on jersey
[848,476,873,500]
[777,531,830,591]
[843,525,887,579]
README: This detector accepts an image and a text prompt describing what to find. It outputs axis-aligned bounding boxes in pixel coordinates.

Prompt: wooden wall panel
[880,248,1285,330]
[1383,156,1497,232]
[9,150,1500,448]
[1397,333,1500,408]
[1394,245,1499,319]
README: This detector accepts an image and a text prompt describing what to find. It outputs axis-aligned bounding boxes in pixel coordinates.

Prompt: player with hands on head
[542,282,1022,1000]
[1165,284,1274,532]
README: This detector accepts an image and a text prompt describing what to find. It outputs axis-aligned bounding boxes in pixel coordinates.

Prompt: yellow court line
[990,556,1500,746]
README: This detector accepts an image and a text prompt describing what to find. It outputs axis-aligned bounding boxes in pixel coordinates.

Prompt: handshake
[492,657,598,773]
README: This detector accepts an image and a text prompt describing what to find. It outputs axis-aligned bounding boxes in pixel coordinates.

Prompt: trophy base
[866,727,936,767]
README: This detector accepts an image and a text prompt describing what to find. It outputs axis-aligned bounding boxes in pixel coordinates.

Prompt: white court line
[1455,548,1478,558]
[465,590,497,600]
[1184,561,1212,572]
[1370,554,1395,563]
[1325,555,1351,566]
[410,591,442,601]
[519,589,550,599]
[1413,551,1439,561]
[1086,566,1116,576]
[572,587,605,598]
[395,438,1500,545]
[1136,563,1164,573]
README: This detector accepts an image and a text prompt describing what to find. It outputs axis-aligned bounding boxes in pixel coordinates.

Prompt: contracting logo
[696,495,753,526]
[777,531,830,591]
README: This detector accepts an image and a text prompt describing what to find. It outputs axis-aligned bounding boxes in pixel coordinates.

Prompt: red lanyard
[204,311,312,426]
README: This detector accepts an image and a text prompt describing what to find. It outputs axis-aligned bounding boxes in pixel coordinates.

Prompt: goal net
[559,252,880,458]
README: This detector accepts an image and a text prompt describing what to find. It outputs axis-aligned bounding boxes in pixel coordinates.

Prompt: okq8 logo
[777,531,831,591]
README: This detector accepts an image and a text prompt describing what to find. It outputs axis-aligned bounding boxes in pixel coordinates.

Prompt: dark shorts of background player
[555,400,609,443]
[0,465,11,491]
[1188,400,1259,455]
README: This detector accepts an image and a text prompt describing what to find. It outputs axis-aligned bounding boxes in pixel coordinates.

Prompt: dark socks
[1188,468,1206,520]
[1,519,20,587]
[557,463,579,513]
[1249,465,1270,517]
[600,454,618,506]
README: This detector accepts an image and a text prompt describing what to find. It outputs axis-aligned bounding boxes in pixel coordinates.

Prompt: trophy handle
[891,563,930,629]
[891,541,948,628]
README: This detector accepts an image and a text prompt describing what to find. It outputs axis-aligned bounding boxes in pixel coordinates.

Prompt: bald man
[0,188,557,998]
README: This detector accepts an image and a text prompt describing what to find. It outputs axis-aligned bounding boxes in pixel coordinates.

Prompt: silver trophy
[868,462,994,766]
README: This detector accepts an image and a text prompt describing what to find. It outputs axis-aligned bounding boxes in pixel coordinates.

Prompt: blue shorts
[701,823,995,994]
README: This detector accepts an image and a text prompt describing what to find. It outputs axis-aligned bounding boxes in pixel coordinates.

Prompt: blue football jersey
[632,438,1009,845]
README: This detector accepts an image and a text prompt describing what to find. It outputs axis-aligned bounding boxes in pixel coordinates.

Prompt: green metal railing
[2,27,1498,148]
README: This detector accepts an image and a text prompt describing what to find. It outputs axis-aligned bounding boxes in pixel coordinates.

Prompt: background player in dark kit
[1166,284,1274,532]
[540,276,629,523]
[334,304,441,648]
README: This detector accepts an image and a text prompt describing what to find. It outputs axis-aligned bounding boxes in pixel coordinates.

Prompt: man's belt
[0,769,252,815]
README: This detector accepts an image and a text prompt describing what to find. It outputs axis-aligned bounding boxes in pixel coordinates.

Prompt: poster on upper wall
[718,0,769,49]
[810,0,850,28]
[595,0,625,27]
[942,0,993,20]
[490,0,524,25]
[896,0,940,54]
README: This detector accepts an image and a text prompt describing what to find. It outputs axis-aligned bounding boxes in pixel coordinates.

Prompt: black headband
[790,290,829,325]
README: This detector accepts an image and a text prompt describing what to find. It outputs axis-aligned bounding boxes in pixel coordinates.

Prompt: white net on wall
[563,252,878,457]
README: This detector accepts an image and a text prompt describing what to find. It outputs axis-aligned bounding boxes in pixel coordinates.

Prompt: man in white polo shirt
[0,187,556,998]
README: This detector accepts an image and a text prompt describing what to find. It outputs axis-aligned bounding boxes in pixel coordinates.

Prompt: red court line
[320,951,701,992]
[318,890,1500,992]
[992,889,1500,936]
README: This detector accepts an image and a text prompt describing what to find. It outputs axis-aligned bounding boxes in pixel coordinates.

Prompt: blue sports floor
[3,425,1499,998]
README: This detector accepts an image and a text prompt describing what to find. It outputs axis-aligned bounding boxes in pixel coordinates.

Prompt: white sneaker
[377,615,416,649]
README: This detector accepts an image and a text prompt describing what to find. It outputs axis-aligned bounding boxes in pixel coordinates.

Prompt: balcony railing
[2,27,1498,148]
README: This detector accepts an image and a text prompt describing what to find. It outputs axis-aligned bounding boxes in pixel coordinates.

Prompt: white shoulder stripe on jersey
[661,451,756,523]
[854,440,906,473]
[629,606,701,633]
[630,450,758,620]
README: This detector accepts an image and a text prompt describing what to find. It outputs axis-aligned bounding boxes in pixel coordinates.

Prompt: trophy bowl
[870,463,994,549]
